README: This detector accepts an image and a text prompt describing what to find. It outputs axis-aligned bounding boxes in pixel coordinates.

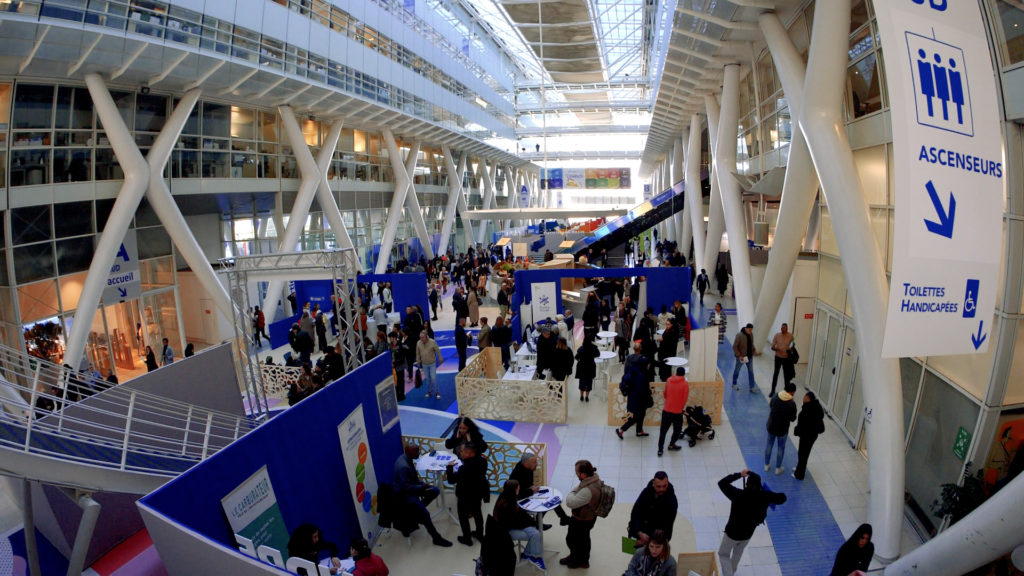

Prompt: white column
[504,168,520,231]
[145,90,234,323]
[803,202,820,251]
[313,122,359,268]
[663,160,676,242]
[66,73,151,371]
[677,130,693,257]
[753,12,822,348]
[477,160,496,245]
[438,146,467,256]
[715,64,755,324]
[457,160,476,251]
[800,2,903,560]
[375,128,412,273]
[687,114,708,272]
[885,475,1024,575]
[401,140,434,259]
[704,94,726,274]
[262,108,343,323]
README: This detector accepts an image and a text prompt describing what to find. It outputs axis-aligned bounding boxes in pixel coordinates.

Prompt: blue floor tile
[717,326,844,576]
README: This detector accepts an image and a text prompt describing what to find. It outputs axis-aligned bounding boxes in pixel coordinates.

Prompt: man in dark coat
[550,337,575,381]
[764,382,798,475]
[617,342,652,438]
[731,323,756,392]
[490,316,512,369]
[455,316,471,371]
[387,333,407,400]
[657,318,681,381]
[628,472,678,546]
[535,325,557,377]
[792,391,826,480]
[717,470,786,576]
[447,441,490,546]
[696,268,710,306]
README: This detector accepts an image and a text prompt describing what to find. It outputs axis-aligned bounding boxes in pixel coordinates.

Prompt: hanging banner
[564,168,586,189]
[338,406,380,539]
[531,282,558,322]
[220,466,290,557]
[877,0,1003,357]
[102,229,142,303]
[519,184,531,208]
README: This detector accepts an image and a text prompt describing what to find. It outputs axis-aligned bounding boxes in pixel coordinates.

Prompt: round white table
[664,356,689,367]
[595,351,617,401]
[596,330,618,340]
[415,450,461,522]
[518,486,564,553]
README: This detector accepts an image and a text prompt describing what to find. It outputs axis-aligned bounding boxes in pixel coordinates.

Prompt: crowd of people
[274,230,865,575]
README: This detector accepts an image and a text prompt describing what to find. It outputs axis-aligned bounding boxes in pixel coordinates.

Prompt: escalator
[559,177,696,259]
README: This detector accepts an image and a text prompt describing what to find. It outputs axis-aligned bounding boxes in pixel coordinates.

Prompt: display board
[876,0,1004,357]
[541,167,631,189]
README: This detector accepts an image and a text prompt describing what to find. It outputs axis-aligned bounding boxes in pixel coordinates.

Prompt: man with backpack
[717,469,787,576]
[554,459,610,569]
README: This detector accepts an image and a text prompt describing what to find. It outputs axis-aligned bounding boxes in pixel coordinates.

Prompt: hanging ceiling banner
[877,0,1004,357]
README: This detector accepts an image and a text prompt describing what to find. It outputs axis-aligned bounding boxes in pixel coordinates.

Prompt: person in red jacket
[657,367,690,456]
[346,537,388,576]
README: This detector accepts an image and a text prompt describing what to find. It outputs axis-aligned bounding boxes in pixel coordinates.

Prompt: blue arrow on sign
[924,180,956,238]
[971,320,987,350]
[118,287,127,298]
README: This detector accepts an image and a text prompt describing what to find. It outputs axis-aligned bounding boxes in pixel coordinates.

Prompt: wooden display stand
[676,551,719,576]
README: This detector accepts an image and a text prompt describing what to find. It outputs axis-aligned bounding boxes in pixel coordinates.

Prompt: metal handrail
[0,343,255,477]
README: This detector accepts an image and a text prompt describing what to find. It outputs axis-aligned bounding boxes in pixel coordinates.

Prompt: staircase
[0,344,254,494]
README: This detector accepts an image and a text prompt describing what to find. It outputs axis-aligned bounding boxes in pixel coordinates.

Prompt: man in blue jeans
[764,382,797,475]
[731,323,756,392]
[415,330,443,399]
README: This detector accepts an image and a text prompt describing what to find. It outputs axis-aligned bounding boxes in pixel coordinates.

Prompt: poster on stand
[531,282,558,323]
[220,466,290,556]
[338,406,380,539]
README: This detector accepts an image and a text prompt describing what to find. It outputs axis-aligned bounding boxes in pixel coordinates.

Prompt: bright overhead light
[475,97,488,108]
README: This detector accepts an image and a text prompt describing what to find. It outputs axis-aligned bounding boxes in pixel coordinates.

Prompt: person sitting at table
[287,523,341,575]
[393,444,453,547]
[657,317,681,381]
[345,537,389,576]
[509,452,540,495]
[550,337,575,381]
[493,479,546,571]
[623,529,676,576]
[446,441,490,546]
[445,416,488,457]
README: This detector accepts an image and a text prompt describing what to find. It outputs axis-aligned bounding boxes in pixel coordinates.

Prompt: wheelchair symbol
[963,279,979,318]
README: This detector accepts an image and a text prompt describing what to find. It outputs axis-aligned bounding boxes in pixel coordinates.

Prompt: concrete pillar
[687,114,708,272]
[262,109,343,323]
[66,73,151,371]
[704,93,726,276]
[715,64,755,324]
[375,128,412,273]
[753,11,822,349]
[799,1,903,559]
[400,140,434,259]
[438,146,468,256]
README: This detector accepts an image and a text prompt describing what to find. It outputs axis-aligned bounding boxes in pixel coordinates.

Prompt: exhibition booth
[138,354,403,574]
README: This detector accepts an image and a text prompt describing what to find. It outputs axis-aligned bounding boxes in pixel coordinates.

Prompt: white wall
[177,271,234,344]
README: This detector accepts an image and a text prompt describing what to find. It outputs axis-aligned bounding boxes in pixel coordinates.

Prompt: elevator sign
[102,230,142,303]
[877,1,1003,357]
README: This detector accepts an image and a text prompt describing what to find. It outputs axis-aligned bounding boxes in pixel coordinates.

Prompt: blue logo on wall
[538,295,550,307]
[963,279,979,318]
[906,31,972,136]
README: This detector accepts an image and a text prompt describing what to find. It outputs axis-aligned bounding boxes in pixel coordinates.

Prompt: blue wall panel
[140,355,402,557]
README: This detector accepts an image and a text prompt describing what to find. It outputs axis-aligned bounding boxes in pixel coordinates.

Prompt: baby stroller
[682,406,715,447]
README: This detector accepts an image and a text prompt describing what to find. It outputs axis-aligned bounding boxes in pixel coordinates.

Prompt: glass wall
[10,0,516,135]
